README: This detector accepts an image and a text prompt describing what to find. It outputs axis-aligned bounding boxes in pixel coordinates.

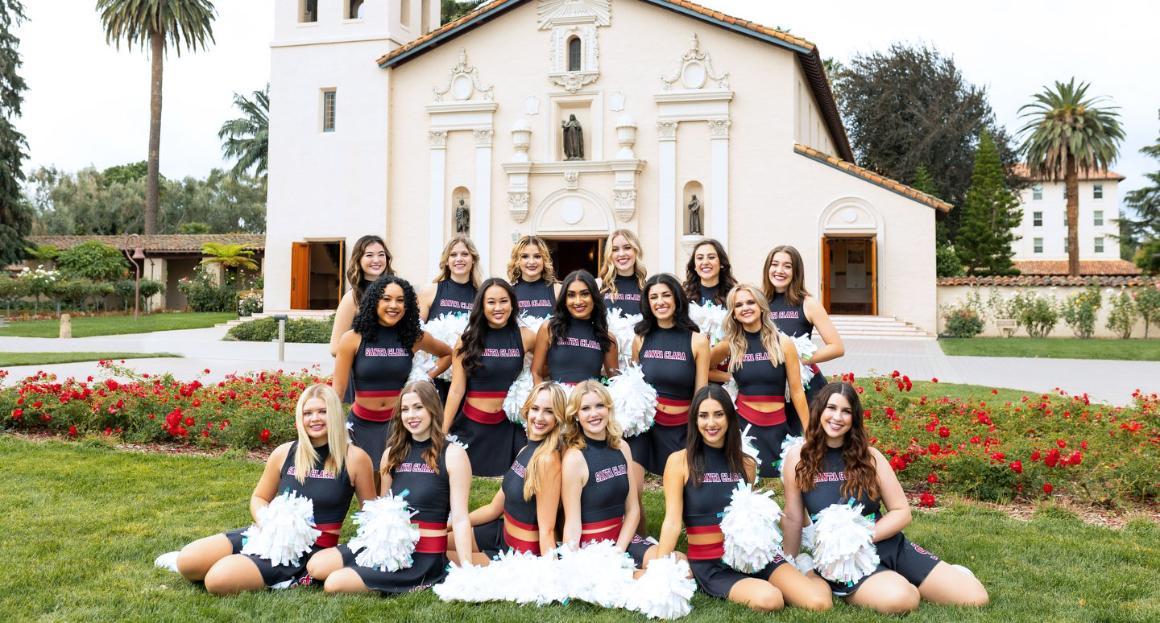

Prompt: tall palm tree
[97,0,217,236]
[218,85,268,179]
[1018,78,1123,276]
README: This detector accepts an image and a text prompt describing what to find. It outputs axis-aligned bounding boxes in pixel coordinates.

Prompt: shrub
[226,316,333,343]
[17,266,60,313]
[1009,290,1059,338]
[0,275,29,303]
[178,266,236,312]
[51,279,109,311]
[936,244,965,277]
[1106,289,1139,339]
[1135,286,1160,338]
[940,289,986,338]
[55,241,128,282]
[1060,286,1102,339]
[237,290,263,316]
[114,279,165,313]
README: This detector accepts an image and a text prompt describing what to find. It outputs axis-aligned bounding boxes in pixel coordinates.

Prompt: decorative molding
[525,95,541,116]
[433,49,494,103]
[661,33,729,91]
[708,118,731,139]
[563,169,580,189]
[548,25,600,93]
[503,159,644,175]
[613,189,636,222]
[537,0,611,30]
[428,130,448,148]
[509,191,530,222]
[473,128,494,146]
[656,120,678,141]
[609,90,625,112]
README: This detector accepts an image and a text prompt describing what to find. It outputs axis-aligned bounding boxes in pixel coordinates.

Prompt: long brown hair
[345,235,393,305]
[599,229,647,296]
[795,382,879,502]
[520,382,568,501]
[686,384,753,486]
[434,234,481,288]
[562,380,623,450]
[722,284,784,370]
[381,382,446,478]
[682,238,736,306]
[761,245,809,307]
[507,235,558,284]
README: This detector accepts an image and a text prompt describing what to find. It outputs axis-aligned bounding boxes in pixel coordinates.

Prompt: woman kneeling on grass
[175,384,377,594]
[305,381,474,595]
[781,381,989,613]
[655,384,832,612]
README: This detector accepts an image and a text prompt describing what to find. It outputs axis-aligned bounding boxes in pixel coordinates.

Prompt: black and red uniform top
[731,330,787,426]
[681,444,746,560]
[639,327,697,426]
[603,275,643,317]
[352,325,414,419]
[513,279,556,318]
[429,279,476,319]
[501,439,544,554]
[279,441,355,548]
[800,446,881,519]
[577,436,630,545]
[389,439,451,554]
[698,283,721,306]
[768,292,813,338]
[546,318,606,383]
[462,324,525,424]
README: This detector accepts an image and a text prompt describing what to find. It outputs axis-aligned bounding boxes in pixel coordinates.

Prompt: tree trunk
[1065,155,1080,276]
[145,29,164,235]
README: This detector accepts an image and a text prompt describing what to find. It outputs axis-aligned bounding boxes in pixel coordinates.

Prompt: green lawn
[0,312,235,338]
[0,352,180,367]
[2,436,1156,622]
[940,337,1160,361]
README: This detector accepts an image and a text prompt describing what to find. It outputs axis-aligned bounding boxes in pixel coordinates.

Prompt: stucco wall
[938,284,1154,338]
[1012,178,1120,260]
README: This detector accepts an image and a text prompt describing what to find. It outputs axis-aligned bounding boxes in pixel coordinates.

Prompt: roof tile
[27,234,265,254]
[937,275,1157,287]
[1012,259,1142,276]
[794,144,953,212]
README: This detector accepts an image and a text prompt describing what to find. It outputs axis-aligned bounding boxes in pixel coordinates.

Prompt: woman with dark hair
[507,235,561,320]
[782,382,988,613]
[307,382,474,596]
[683,239,737,306]
[655,385,831,612]
[531,270,618,385]
[599,229,648,316]
[762,245,844,431]
[334,275,452,471]
[329,235,393,402]
[443,278,536,476]
[710,284,809,478]
[419,234,480,321]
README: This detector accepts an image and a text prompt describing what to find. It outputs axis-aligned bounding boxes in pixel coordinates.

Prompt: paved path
[2,330,1156,406]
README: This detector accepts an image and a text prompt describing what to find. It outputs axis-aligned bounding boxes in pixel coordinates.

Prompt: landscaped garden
[939,337,1160,361]
[0,352,179,367]
[0,312,235,338]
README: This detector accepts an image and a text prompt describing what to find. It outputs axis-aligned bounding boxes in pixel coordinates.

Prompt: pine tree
[956,132,1022,275]
[0,0,29,266]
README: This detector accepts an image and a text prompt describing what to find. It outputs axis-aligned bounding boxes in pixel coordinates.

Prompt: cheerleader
[463,382,566,561]
[682,238,737,307]
[599,228,647,316]
[307,382,475,595]
[561,380,657,568]
[782,382,988,612]
[419,234,480,321]
[333,275,452,471]
[175,384,376,594]
[762,245,844,431]
[656,385,832,612]
[329,235,393,403]
[508,235,561,320]
[531,270,618,385]
[710,284,809,477]
[443,278,537,476]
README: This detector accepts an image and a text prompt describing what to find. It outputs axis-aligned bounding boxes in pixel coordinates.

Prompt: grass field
[2,436,1156,623]
[940,337,1160,361]
[0,352,180,367]
[0,312,235,338]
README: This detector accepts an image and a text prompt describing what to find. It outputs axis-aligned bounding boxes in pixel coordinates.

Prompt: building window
[567,36,582,72]
[322,89,336,132]
[1095,237,1104,253]
[300,0,318,23]
[1033,238,1043,254]
[347,0,365,19]
[1094,210,1104,226]
[1032,185,1043,200]
[400,0,411,28]
[1033,211,1042,227]
[1093,184,1103,199]
[1063,187,1068,200]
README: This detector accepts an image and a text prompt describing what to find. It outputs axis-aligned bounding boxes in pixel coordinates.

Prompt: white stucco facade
[1011,173,1122,261]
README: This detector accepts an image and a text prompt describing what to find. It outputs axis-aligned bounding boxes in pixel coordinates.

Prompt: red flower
[183,416,195,427]
[925,421,937,433]
[1042,482,1054,494]
[68,425,78,437]
[1056,439,1067,448]
[891,370,900,378]
[259,428,271,443]
[1031,450,1041,461]
[990,452,1005,462]
[991,389,998,395]
[1010,460,1023,474]
[938,426,951,438]
[1045,449,1060,468]
[969,435,981,444]
[889,456,907,471]
[919,492,936,508]
[1068,451,1083,466]
[931,377,939,383]
[10,408,22,420]
[927,472,939,484]
[927,442,940,455]
[105,379,119,391]
[1080,440,1088,449]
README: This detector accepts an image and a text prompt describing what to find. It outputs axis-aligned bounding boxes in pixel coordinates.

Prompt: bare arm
[416,331,452,380]
[708,341,732,384]
[531,323,551,384]
[780,334,810,432]
[560,448,586,548]
[656,450,687,558]
[445,444,475,566]
[869,447,911,542]
[418,284,437,322]
[616,443,639,552]
[630,334,643,364]
[249,443,291,522]
[780,446,804,556]
[692,333,710,391]
[329,292,357,357]
[519,327,537,354]
[603,337,620,378]
[534,453,563,555]
[332,330,360,399]
[345,446,377,506]
[804,295,844,364]
[468,489,505,527]
[443,339,466,434]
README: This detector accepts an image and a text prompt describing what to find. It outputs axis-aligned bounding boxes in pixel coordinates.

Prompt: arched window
[567,36,582,72]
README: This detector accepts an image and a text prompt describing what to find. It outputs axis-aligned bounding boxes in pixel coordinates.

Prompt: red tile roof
[794,144,953,212]
[938,275,1157,287]
[1013,259,1142,276]
[28,234,265,254]
[1012,163,1125,182]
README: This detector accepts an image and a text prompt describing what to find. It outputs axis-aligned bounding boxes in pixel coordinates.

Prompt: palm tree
[218,85,268,179]
[1018,79,1123,276]
[200,242,258,272]
[97,0,217,236]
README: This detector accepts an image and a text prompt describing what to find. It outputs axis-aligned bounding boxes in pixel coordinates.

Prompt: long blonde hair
[520,382,568,501]
[563,380,623,450]
[434,234,481,288]
[599,229,647,296]
[507,235,558,284]
[293,384,349,484]
[723,284,784,371]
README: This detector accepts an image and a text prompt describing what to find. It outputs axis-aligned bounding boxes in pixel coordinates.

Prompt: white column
[428,130,448,275]
[657,120,678,273]
[708,118,730,248]
[473,128,494,275]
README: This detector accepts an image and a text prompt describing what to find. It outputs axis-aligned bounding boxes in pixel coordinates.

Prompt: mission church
[264,0,950,333]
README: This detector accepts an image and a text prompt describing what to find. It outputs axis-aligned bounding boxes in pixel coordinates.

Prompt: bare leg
[918,561,989,607]
[844,570,920,614]
[176,534,234,582]
[769,564,833,611]
[323,567,371,594]
[727,577,785,612]
[305,547,345,581]
[203,554,267,595]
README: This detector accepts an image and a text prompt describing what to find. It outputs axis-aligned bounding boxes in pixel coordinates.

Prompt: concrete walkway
[2,329,1156,406]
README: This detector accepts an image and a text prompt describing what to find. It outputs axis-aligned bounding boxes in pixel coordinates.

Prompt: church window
[300,0,318,23]
[322,90,336,132]
[567,36,582,71]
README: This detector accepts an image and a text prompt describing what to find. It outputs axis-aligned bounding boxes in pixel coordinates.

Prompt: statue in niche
[687,194,702,235]
[455,198,470,234]
[562,114,584,160]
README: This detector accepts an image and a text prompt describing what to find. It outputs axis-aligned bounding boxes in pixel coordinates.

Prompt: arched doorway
[819,199,881,315]
[532,188,612,277]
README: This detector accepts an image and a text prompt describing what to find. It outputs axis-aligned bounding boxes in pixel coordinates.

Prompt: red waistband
[685,524,724,560]
[502,528,541,555]
[736,394,786,426]
[352,401,394,422]
[654,396,691,427]
[580,516,622,545]
[414,521,448,554]
[463,400,507,425]
[355,389,401,398]
[314,521,344,548]
[503,511,537,533]
[467,390,508,399]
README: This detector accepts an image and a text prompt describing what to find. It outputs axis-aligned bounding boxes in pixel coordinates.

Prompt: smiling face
[360,242,388,280]
[731,288,761,329]
[648,282,676,323]
[518,243,545,281]
[447,242,473,279]
[377,283,407,326]
[820,392,854,446]
[696,397,727,448]
[397,391,433,441]
[694,243,720,284]
[564,279,594,319]
[767,251,794,293]
[300,397,329,441]
[482,284,512,328]
[610,234,637,276]
[576,390,610,439]
[525,388,558,441]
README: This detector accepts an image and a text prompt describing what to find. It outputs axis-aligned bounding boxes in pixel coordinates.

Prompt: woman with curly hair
[328,235,393,403]
[531,270,618,385]
[442,278,537,476]
[507,235,561,320]
[683,238,737,307]
[334,275,452,471]
[782,382,988,613]
[598,229,648,317]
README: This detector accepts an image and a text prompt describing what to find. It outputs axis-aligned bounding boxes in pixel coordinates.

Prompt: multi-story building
[1011,163,1123,262]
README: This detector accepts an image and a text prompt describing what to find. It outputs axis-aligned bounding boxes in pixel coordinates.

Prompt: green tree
[1134,286,1160,338]
[1018,79,1124,276]
[218,85,268,179]
[1123,109,1160,247]
[200,242,258,272]
[0,0,29,266]
[55,241,128,281]
[441,0,484,24]
[101,160,149,186]
[97,0,217,236]
[955,132,1022,275]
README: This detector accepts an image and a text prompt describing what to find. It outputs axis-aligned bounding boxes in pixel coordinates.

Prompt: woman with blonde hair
[418,234,480,322]
[507,235,561,320]
[175,384,376,594]
[709,284,809,477]
[599,228,647,316]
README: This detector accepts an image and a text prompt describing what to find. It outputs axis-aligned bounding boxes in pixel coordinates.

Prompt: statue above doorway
[454,198,470,234]
[562,114,584,160]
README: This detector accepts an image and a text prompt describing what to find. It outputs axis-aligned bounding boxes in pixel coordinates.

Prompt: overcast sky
[15,0,1160,211]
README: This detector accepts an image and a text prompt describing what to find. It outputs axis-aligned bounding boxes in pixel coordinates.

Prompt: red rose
[1010,460,1023,474]
[1056,439,1067,448]
[990,452,1005,462]
[889,456,906,471]
[10,408,22,420]
[184,416,195,427]
[970,435,981,444]
[919,492,936,508]
[259,428,271,443]
[1031,450,1041,461]
[927,472,939,484]
[891,370,900,378]
[1068,451,1082,466]
[938,426,951,438]
[1042,482,1054,494]
[927,442,940,455]
[926,421,937,433]
[991,389,998,395]
[68,425,78,437]
[931,377,939,383]
[1080,440,1088,449]
[1045,449,1060,468]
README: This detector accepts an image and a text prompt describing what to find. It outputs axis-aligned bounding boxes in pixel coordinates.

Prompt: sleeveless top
[769,292,813,338]
[698,283,721,306]
[682,445,747,559]
[731,330,786,397]
[513,279,556,318]
[353,325,414,394]
[279,441,355,526]
[502,440,542,531]
[578,437,630,528]
[390,438,451,525]
[800,446,881,520]
[603,275,643,317]
[465,323,525,393]
[429,279,476,319]
[639,327,697,401]
[546,318,606,383]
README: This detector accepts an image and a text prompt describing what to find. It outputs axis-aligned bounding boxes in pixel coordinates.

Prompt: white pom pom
[421,312,469,381]
[557,540,635,608]
[607,363,657,437]
[518,313,547,334]
[154,551,180,573]
[240,490,320,567]
[606,308,643,370]
[503,366,534,424]
[627,554,696,619]
[408,354,435,386]
[347,492,419,572]
[720,481,783,573]
[812,502,880,585]
[787,333,817,384]
[778,435,803,474]
[444,434,469,450]
[433,562,490,602]
[723,378,739,402]
[688,302,726,345]
[801,522,817,552]
[740,423,761,467]
[435,550,565,605]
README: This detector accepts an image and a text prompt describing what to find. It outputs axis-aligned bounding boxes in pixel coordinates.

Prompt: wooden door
[820,236,831,313]
[869,237,878,315]
[335,239,346,304]
[290,242,310,310]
